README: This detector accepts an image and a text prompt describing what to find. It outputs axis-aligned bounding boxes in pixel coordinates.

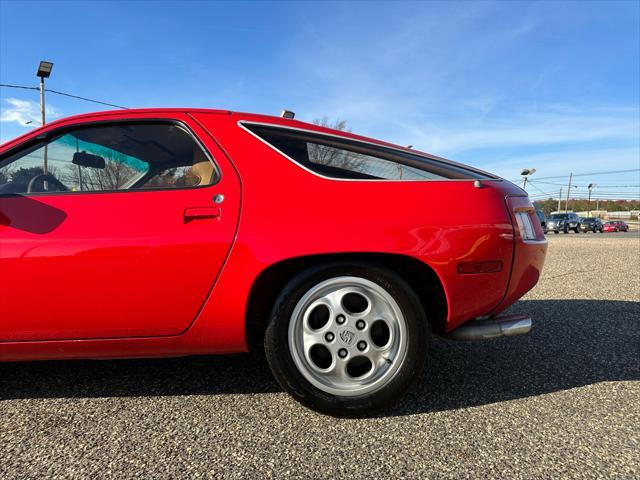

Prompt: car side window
[0,122,217,195]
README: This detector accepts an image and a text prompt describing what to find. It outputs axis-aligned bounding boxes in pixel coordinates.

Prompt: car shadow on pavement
[390,298,639,417]
[1,299,638,417]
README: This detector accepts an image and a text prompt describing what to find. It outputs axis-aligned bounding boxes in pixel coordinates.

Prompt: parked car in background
[0,108,547,415]
[603,221,629,232]
[535,208,547,233]
[547,213,581,234]
[615,221,629,232]
[580,217,603,233]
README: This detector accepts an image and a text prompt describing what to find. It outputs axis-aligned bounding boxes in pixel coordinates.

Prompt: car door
[0,113,241,341]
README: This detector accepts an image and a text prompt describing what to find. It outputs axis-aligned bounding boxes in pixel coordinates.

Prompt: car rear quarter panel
[188,113,517,346]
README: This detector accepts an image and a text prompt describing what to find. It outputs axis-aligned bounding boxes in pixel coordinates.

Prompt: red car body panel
[0,109,547,361]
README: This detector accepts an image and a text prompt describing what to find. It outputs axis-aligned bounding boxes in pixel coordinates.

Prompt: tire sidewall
[264,263,429,416]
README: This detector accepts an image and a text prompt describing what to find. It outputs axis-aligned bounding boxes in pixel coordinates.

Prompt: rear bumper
[444,313,531,341]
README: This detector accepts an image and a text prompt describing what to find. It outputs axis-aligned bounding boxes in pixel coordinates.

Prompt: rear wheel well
[245,253,448,353]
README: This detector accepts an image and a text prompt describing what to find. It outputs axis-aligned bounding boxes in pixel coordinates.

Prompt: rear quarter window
[243,123,493,181]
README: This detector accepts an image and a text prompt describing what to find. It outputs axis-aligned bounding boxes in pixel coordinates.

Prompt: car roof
[0,107,498,179]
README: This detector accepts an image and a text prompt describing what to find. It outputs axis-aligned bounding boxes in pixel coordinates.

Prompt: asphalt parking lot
[1,235,638,479]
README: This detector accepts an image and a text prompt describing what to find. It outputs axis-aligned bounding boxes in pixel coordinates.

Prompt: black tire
[264,263,429,416]
[554,230,559,234]
[574,226,580,233]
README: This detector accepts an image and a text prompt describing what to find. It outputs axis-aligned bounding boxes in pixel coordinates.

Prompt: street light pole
[557,187,562,213]
[520,168,536,191]
[39,75,48,180]
[36,61,53,185]
[39,76,45,126]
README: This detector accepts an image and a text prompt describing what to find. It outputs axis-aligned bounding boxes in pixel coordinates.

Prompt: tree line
[534,198,640,215]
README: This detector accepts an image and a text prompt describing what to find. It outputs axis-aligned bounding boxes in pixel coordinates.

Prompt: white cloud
[397,106,640,154]
[372,104,640,156]
[0,98,61,127]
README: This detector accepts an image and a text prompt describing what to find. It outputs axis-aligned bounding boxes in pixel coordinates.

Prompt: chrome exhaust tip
[444,314,532,341]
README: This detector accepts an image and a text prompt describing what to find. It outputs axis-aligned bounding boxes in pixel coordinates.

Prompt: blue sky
[1,0,638,200]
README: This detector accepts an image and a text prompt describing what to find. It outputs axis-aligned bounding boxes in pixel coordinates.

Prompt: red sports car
[0,108,547,415]
[602,221,629,232]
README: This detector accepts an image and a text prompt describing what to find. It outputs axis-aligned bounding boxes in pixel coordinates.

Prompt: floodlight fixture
[37,61,53,78]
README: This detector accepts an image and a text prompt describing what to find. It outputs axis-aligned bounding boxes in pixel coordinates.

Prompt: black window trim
[0,118,221,197]
[238,120,499,182]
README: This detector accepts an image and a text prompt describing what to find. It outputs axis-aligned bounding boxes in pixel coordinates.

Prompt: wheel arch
[245,252,448,353]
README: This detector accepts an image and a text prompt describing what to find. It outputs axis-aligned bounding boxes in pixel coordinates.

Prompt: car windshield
[549,214,567,219]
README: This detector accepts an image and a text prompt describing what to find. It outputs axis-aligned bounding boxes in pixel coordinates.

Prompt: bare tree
[310,117,366,172]
[0,163,17,185]
[63,151,139,191]
[313,116,350,133]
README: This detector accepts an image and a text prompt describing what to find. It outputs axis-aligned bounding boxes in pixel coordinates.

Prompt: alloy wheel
[288,276,408,397]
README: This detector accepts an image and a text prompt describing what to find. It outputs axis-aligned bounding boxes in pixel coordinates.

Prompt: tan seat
[188,160,214,186]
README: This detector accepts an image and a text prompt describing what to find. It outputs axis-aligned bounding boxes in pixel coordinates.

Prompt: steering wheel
[27,173,69,193]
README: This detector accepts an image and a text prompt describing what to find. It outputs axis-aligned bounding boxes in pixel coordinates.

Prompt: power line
[0,83,38,91]
[527,182,555,197]
[533,169,640,180]
[529,179,640,188]
[527,190,640,198]
[45,88,128,109]
[0,83,128,109]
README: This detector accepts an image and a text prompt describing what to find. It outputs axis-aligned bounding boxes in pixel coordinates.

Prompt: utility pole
[565,172,573,212]
[557,187,562,213]
[587,183,596,217]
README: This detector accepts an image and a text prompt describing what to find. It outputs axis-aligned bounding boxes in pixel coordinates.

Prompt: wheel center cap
[338,329,356,346]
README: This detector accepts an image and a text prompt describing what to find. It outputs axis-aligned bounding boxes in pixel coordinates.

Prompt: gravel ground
[1,235,639,479]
